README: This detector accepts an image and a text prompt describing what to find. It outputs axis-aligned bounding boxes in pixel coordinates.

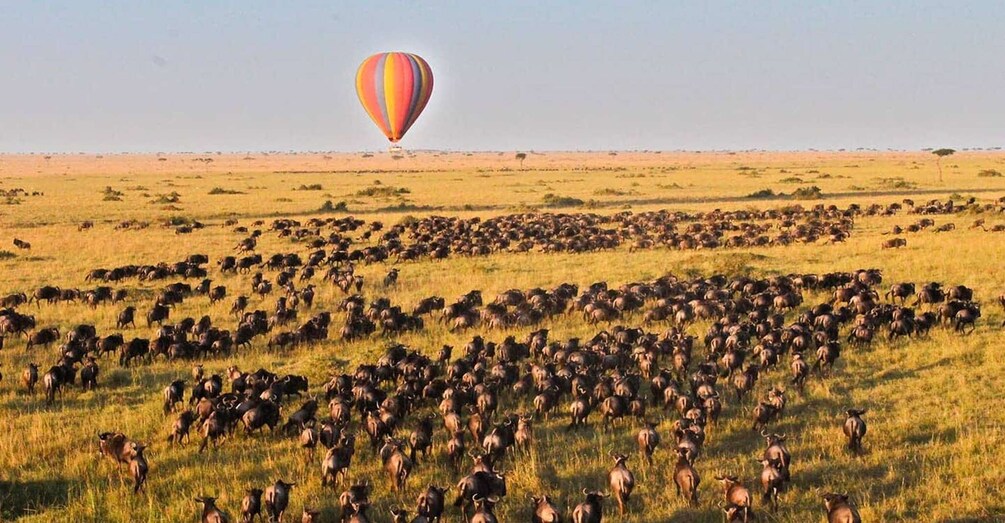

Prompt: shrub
[297,184,324,190]
[151,192,181,204]
[0,250,16,260]
[978,169,1003,178]
[593,188,632,196]
[319,200,348,213]
[746,188,776,199]
[102,186,124,201]
[791,186,824,199]
[164,215,193,226]
[208,187,244,195]
[779,177,804,183]
[541,193,584,207]
[355,186,410,198]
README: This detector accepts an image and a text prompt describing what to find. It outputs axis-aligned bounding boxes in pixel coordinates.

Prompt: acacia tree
[932,148,955,182]
[515,152,527,169]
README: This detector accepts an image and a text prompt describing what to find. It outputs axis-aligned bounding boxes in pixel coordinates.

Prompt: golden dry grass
[1,151,1005,522]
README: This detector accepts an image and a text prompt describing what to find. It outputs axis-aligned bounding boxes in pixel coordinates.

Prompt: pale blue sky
[2,1,1003,152]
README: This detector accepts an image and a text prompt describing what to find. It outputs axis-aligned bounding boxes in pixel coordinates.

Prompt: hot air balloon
[355,52,433,143]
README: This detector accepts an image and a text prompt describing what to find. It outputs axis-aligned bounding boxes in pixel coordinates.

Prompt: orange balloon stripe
[389,53,415,140]
[356,55,391,140]
[383,55,400,141]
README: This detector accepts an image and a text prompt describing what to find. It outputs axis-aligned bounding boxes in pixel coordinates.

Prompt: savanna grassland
[2,150,1005,522]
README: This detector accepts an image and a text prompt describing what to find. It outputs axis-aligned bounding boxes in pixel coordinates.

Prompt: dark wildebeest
[263,479,295,523]
[242,488,263,523]
[195,496,231,523]
[843,408,867,454]
[822,492,862,523]
[117,306,137,329]
[571,490,606,523]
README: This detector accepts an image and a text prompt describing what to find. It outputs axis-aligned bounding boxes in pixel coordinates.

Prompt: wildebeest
[380,437,413,492]
[128,442,149,493]
[530,494,562,523]
[715,475,753,522]
[263,479,295,523]
[22,362,39,394]
[195,496,231,523]
[822,492,862,523]
[168,411,197,446]
[26,327,60,350]
[414,484,446,522]
[608,452,635,516]
[673,447,700,506]
[453,469,507,519]
[636,421,660,464]
[241,488,263,523]
[843,408,868,453]
[98,431,135,467]
[147,303,170,327]
[881,237,907,249]
[758,456,787,511]
[117,306,137,329]
[571,489,606,523]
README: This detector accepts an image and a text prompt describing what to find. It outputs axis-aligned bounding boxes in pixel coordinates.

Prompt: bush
[0,250,16,260]
[355,186,410,198]
[978,169,1003,178]
[164,215,193,226]
[593,188,632,196]
[746,188,776,199]
[319,200,348,213]
[151,192,181,204]
[208,187,244,195]
[791,186,824,199]
[541,193,584,207]
[875,177,917,189]
[779,177,804,183]
[102,186,124,201]
[297,184,324,190]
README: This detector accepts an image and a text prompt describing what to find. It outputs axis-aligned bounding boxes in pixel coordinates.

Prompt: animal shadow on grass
[0,479,78,520]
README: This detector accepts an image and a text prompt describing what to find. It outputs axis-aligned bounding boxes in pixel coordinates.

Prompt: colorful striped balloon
[355,52,434,143]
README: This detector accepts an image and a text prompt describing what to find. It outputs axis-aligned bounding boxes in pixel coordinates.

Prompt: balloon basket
[388,145,403,154]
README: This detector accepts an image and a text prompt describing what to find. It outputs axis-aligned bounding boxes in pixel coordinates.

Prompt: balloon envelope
[355,52,433,143]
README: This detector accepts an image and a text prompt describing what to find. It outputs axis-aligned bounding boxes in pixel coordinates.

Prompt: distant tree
[515,152,527,169]
[932,148,955,182]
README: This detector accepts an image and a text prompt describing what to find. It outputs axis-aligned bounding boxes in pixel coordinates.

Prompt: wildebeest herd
[1,198,1000,522]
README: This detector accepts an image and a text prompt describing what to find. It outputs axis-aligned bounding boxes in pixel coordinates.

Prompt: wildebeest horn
[760,429,768,437]
[582,488,589,495]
